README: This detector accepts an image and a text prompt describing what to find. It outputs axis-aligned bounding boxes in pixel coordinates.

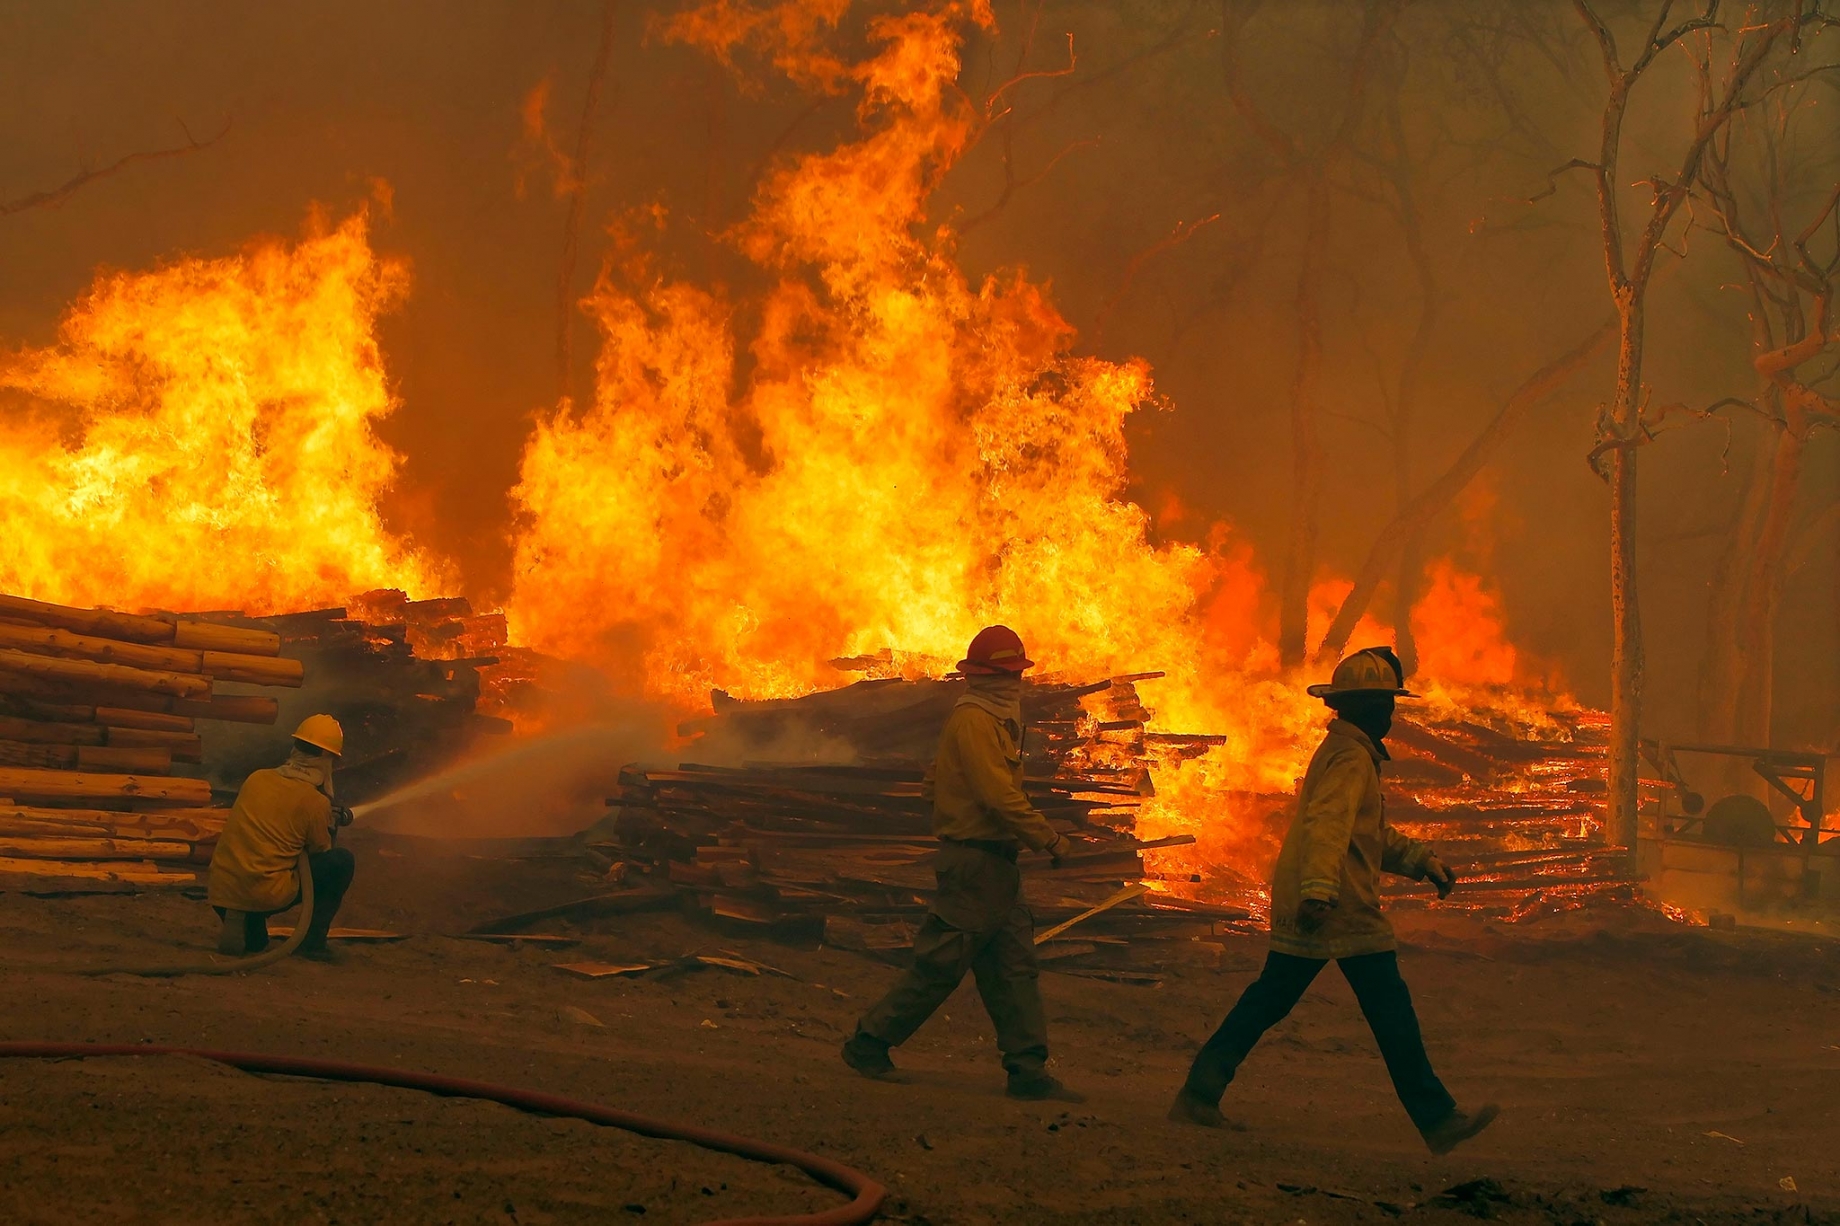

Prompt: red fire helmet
[958,625,1034,674]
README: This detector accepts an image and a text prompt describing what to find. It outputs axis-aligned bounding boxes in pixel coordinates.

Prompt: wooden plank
[267,926,409,941]
[0,835,197,861]
[0,741,171,775]
[0,651,210,699]
[0,768,211,806]
[0,622,294,683]
[103,727,203,762]
[465,887,676,935]
[0,594,181,645]
[553,961,654,979]
[1035,884,1152,944]
[0,684,277,725]
[0,856,194,884]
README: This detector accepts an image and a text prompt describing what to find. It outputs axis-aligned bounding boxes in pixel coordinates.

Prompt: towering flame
[0,1,1579,884]
[0,211,441,613]
[509,2,1228,704]
[505,0,1569,876]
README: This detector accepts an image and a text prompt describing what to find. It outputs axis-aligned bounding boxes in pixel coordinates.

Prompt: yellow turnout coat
[207,769,332,913]
[1269,719,1433,960]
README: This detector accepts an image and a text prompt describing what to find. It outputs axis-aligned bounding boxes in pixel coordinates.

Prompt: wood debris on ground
[601,672,1630,973]
[1381,708,1623,923]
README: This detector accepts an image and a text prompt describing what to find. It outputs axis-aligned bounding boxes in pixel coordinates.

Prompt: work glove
[1424,856,1457,900]
[1048,834,1070,869]
[1297,897,1336,934]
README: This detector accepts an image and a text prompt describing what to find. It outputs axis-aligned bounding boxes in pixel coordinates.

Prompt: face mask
[1330,694,1395,745]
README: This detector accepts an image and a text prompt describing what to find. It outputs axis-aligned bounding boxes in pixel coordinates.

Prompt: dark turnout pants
[856,840,1048,1077]
[1184,949,1456,1133]
[214,847,355,951]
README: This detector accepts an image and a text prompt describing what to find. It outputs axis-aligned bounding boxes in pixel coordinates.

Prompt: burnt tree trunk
[1605,286,1645,866]
[1277,177,1329,669]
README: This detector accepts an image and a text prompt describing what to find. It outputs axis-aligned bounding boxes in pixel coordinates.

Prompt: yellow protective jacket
[1269,719,1433,960]
[207,768,332,913]
[928,703,1062,853]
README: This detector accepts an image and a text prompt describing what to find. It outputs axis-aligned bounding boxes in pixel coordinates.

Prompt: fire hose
[0,851,319,977]
[0,1042,888,1226]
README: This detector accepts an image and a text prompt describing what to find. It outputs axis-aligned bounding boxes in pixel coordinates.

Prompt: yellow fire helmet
[1306,646,1416,699]
[292,713,345,757]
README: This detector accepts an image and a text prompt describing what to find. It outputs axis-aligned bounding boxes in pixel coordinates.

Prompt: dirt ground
[3,831,1838,1225]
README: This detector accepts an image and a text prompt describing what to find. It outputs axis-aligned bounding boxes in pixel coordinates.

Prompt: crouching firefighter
[1168,647,1499,1154]
[842,626,1082,1102]
[207,715,356,963]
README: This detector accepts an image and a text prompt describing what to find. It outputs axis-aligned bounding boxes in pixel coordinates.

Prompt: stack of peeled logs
[0,593,302,886]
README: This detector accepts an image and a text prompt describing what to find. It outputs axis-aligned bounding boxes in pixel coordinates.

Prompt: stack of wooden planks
[0,592,300,886]
[1382,706,1624,921]
[609,675,1629,969]
[189,589,516,803]
[604,675,1259,978]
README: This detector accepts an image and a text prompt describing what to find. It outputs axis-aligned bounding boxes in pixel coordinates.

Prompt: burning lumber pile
[184,589,520,803]
[0,593,298,886]
[1382,707,1619,921]
[603,675,1257,979]
[606,673,1627,969]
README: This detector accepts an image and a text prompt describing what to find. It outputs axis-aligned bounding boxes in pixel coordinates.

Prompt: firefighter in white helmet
[207,714,355,962]
[1168,647,1499,1154]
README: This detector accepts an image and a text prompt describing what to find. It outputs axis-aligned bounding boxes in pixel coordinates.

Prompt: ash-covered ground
[2,832,1837,1225]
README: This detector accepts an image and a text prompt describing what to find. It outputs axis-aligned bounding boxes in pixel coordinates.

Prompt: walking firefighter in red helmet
[1167,646,1500,1153]
[842,626,1083,1102]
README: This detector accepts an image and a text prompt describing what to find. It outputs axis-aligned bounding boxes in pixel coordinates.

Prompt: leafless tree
[1218,0,1401,670]
[1564,0,1831,861]
[1693,75,1840,754]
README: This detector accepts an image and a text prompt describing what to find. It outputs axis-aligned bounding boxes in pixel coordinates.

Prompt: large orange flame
[0,210,442,614]
[0,2,1585,888]
[505,0,1579,878]
[510,3,1221,706]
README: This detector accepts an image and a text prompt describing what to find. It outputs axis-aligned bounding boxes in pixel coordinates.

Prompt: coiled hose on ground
[0,1042,888,1226]
[4,852,317,977]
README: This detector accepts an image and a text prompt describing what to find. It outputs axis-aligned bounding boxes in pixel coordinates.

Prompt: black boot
[841,1033,903,1081]
[1006,1072,1084,1103]
[1421,1103,1500,1155]
[216,910,247,956]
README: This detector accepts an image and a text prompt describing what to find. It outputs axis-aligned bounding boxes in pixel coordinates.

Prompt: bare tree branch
[1092,212,1222,344]
[1314,316,1616,665]
[1,119,231,218]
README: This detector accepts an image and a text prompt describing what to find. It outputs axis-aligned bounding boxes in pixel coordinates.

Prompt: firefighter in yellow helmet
[207,714,355,962]
[1168,647,1499,1154]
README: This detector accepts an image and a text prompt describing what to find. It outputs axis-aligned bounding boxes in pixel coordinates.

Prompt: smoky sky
[1,0,1834,749]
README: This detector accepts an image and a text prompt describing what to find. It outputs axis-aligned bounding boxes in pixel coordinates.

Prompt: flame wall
[0,212,443,613]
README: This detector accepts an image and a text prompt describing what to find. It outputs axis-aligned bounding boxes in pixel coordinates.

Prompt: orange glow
[1413,558,1518,686]
[503,1,1578,881]
[0,2,1589,892]
[509,3,1227,714]
[0,211,444,614]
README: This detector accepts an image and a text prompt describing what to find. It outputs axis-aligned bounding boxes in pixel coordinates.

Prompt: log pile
[181,589,519,803]
[603,675,1259,979]
[1382,706,1623,922]
[605,676,1627,971]
[0,593,298,886]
